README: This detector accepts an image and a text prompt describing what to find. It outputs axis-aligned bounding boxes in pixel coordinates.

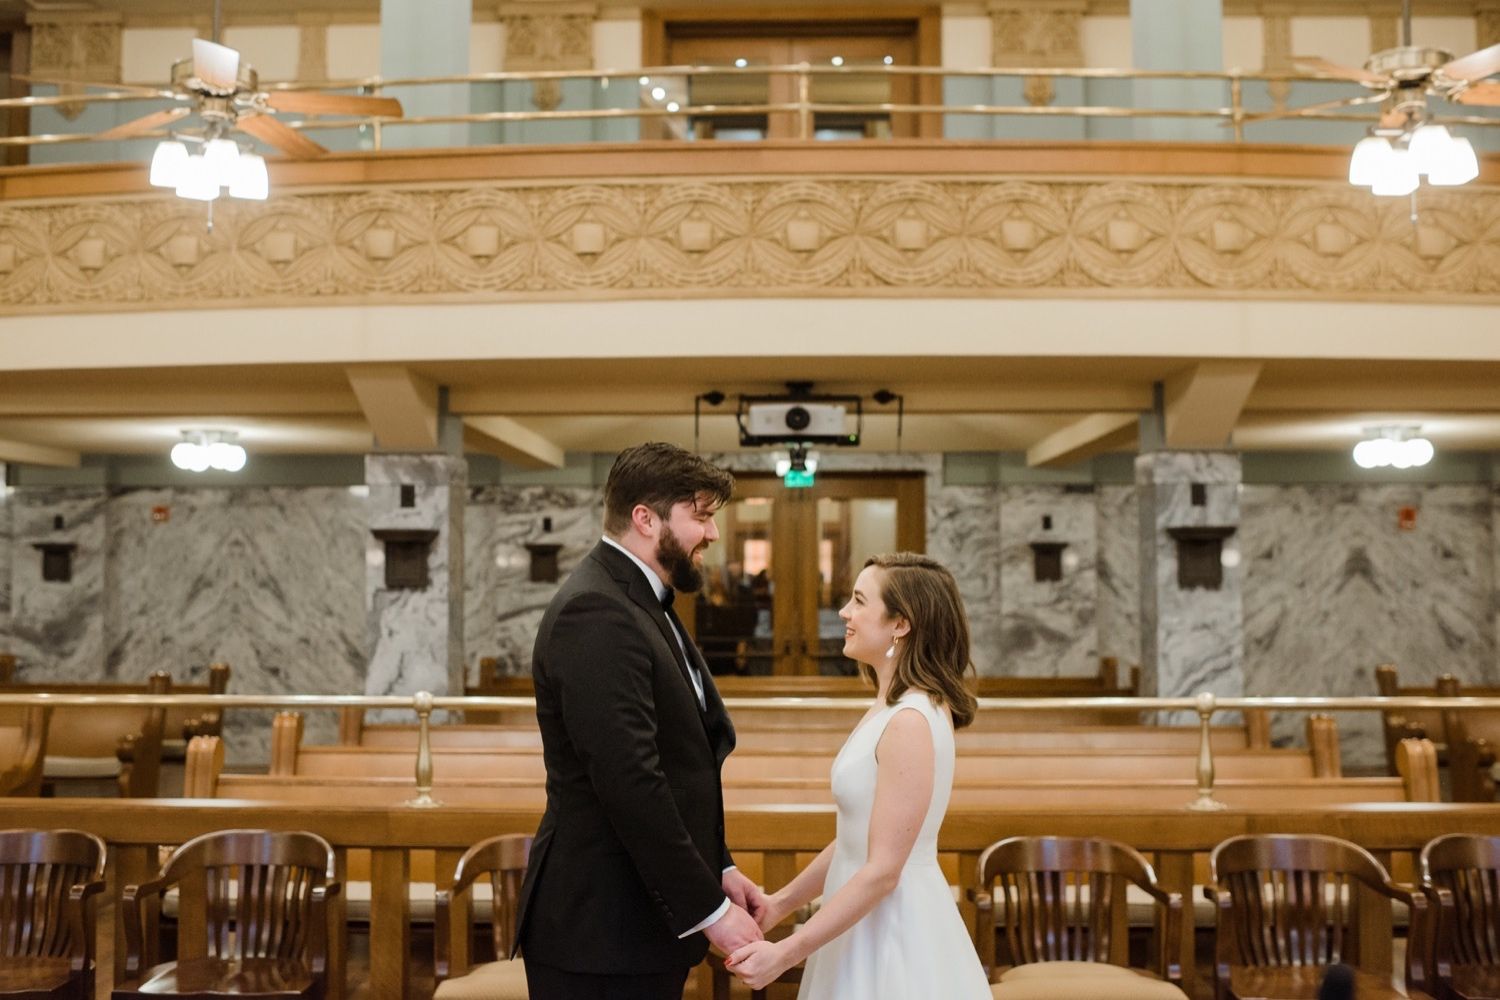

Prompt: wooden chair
[0,828,106,1000]
[972,835,1187,1000]
[433,834,532,999]
[0,707,49,797]
[1420,833,1500,1000]
[114,829,340,1000]
[1205,834,1433,1000]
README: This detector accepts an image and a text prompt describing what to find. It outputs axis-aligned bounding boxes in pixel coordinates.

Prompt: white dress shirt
[599,535,732,936]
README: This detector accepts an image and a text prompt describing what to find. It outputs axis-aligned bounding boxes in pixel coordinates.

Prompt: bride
[725,552,992,998]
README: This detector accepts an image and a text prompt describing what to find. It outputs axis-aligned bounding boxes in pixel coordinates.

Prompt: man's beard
[656,528,705,593]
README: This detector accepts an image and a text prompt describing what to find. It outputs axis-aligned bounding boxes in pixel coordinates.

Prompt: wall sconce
[525,517,563,583]
[371,528,438,589]
[32,541,77,583]
[1166,526,1237,591]
[1028,541,1068,583]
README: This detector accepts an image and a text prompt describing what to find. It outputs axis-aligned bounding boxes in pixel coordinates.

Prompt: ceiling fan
[98,37,403,163]
[1244,0,1499,193]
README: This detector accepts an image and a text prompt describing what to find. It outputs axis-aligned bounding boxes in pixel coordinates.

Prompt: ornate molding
[0,175,1496,313]
[989,2,1085,107]
[25,13,123,121]
[499,1,596,112]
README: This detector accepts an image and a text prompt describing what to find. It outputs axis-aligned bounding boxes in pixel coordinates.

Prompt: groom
[514,442,767,999]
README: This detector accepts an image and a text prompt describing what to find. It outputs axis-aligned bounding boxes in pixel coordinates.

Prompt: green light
[783,470,815,488]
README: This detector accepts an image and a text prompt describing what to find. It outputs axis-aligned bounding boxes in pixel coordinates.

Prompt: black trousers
[525,960,690,1000]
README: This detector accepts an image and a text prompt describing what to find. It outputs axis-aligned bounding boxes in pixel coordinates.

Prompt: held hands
[702,902,763,955]
[724,939,795,990]
[722,868,771,927]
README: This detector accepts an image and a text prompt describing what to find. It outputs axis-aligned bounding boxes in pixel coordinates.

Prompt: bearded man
[514,442,767,1000]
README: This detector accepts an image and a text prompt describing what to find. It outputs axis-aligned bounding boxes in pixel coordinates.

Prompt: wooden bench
[0,672,170,796]
[1375,663,1500,772]
[0,652,15,683]
[0,704,48,796]
[0,661,230,760]
[1439,675,1500,802]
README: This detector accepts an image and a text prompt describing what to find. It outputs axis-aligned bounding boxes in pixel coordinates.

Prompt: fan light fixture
[1352,426,1434,469]
[171,430,247,472]
[150,134,268,202]
[1348,122,1478,195]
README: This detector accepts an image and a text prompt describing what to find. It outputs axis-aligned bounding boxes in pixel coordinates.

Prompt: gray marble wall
[998,486,1098,677]
[365,455,466,700]
[464,485,602,681]
[1137,452,1245,725]
[1096,485,1141,668]
[1242,483,1499,767]
[5,489,108,681]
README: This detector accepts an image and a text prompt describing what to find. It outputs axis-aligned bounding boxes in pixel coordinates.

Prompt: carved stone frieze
[26,13,123,121]
[499,1,596,112]
[0,175,1497,312]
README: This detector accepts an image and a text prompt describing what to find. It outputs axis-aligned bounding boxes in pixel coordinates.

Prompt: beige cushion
[44,755,122,778]
[1000,962,1143,982]
[435,959,528,1000]
[992,971,1187,1000]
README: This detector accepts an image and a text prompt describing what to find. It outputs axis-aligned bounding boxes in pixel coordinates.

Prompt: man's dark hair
[603,443,734,535]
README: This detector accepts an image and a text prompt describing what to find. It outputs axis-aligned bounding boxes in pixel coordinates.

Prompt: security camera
[747,402,847,439]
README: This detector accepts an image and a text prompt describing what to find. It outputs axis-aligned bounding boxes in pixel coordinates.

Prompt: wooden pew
[0,653,15,683]
[0,661,230,760]
[1440,674,1500,802]
[0,672,170,796]
[1375,663,1500,771]
[0,704,48,796]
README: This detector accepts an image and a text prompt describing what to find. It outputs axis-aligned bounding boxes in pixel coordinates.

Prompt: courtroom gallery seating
[0,706,48,797]
[1420,833,1500,1000]
[432,833,532,1000]
[973,835,1188,1000]
[1205,834,1432,1000]
[114,828,340,1000]
[0,828,106,1000]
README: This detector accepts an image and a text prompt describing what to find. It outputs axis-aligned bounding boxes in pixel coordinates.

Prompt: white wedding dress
[797,689,992,1000]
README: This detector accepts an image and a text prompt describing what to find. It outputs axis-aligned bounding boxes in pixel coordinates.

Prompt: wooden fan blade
[1453,80,1500,105]
[1439,42,1500,84]
[265,91,403,118]
[1230,94,1384,126]
[1292,56,1386,85]
[9,73,170,96]
[236,112,327,158]
[192,38,241,90]
[97,105,192,140]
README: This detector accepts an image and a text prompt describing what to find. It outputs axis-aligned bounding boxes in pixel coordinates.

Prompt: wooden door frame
[642,6,942,139]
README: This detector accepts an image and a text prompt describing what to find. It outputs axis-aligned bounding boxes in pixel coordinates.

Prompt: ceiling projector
[736,387,863,446]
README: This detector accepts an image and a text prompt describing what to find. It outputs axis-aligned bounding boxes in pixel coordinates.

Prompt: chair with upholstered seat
[972,835,1188,1000]
[1206,833,1433,1000]
[433,833,533,1000]
[1421,833,1500,1000]
[0,829,106,1000]
[113,828,339,1000]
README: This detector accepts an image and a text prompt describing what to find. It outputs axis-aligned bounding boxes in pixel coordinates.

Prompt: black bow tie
[660,589,675,610]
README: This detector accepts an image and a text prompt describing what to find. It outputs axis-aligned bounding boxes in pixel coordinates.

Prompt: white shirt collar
[601,535,669,603]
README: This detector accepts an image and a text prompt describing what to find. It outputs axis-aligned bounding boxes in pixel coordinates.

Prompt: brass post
[1188,691,1228,811]
[405,690,442,808]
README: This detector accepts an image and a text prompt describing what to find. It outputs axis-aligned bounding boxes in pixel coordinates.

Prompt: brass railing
[4,690,1498,812]
[2,63,1498,150]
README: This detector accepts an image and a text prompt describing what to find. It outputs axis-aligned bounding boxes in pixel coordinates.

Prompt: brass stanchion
[1188,691,1228,812]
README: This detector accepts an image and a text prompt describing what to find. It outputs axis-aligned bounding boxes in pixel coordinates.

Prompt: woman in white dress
[725,552,992,999]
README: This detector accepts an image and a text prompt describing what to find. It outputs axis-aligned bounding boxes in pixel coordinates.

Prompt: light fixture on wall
[171,430,247,473]
[1352,425,1434,469]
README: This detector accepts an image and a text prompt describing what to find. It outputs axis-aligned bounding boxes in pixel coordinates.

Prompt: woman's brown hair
[858,552,978,729]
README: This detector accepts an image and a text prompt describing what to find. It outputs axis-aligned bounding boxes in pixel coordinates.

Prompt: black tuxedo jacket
[513,540,737,975]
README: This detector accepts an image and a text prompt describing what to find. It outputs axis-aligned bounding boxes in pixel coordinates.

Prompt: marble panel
[1096,485,1141,669]
[5,489,107,681]
[927,484,1001,674]
[997,486,1097,677]
[105,487,366,763]
[464,485,603,681]
[365,454,466,701]
[1136,452,1244,720]
[1242,483,1497,769]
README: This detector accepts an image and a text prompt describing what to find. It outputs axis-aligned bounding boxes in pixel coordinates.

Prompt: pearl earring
[884,639,897,659]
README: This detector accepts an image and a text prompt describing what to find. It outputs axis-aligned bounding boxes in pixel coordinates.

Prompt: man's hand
[702,902,763,955]
[722,868,771,927]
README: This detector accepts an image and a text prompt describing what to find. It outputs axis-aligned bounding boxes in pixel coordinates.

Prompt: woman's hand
[756,890,790,933]
[724,939,794,990]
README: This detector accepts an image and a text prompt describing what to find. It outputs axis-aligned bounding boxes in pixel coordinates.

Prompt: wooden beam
[462,417,565,470]
[0,384,357,416]
[1026,412,1138,468]
[1164,362,1263,449]
[0,438,81,467]
[345,365,438,450]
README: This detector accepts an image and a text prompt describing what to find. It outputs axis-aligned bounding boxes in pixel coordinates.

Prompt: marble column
[9,488,108,679]
[365,454,466,699]
[1130,0,1223,142]
[380,0,470,149]
[1136,451,1243,719]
